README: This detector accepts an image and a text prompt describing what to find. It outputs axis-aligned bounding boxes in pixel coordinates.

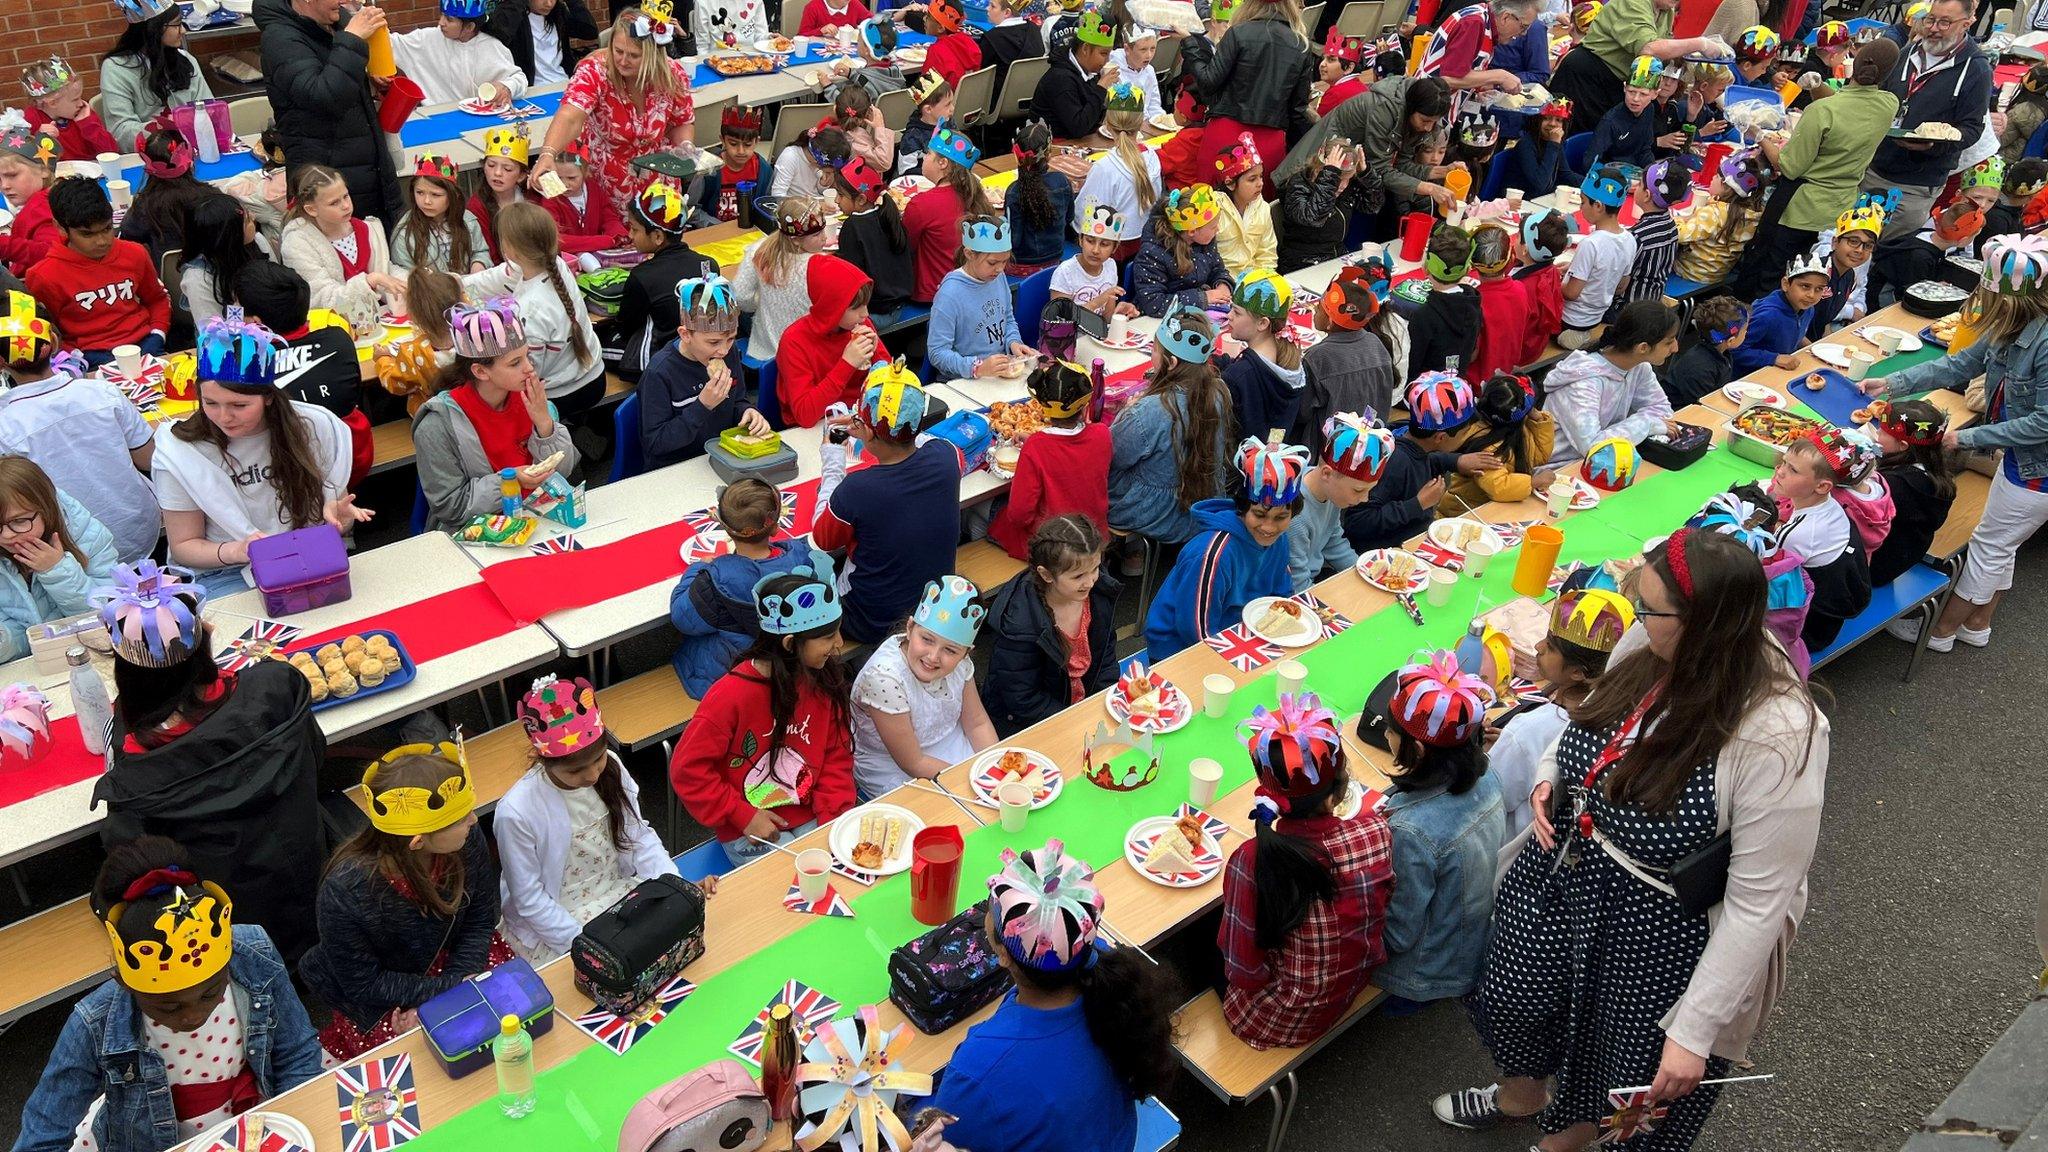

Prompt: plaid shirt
[1218,809,1395,1049]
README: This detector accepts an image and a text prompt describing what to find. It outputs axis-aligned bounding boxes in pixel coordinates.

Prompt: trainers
[1887,617,1953,652]
[1433,1084,1507,1130]
[1957,624,1993,647]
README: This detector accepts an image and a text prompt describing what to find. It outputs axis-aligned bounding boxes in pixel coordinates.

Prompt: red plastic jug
[909,826,964,926]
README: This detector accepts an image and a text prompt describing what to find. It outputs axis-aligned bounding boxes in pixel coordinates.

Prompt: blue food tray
[1920,325,1949,350]
[1787,367,1870,429]
[281,630,418,712]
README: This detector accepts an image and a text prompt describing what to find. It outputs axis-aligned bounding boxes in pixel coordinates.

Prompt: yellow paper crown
[364,740,476,836]
[866,356,920,392]
[482,126,530,166]
[1166,184,1220,232]
[1835,202,1886,238]
[105,879,233,995]
[1550,588,1636,653]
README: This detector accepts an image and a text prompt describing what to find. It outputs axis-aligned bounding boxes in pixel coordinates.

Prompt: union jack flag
[1294,592,1352,636]
[530,533,584,556]
[217,620,303,672]
[1417,5,1496,79]
[1600,1087,1669,1143]
[199,1113,305,1152]
[333,1054,421,1152]
[829,859,876,887]
[782,880,855,918]
[1492,519,1538,547]
[571,973,698,1055]
[729,980,840,1065]
[1206,624,1280,673]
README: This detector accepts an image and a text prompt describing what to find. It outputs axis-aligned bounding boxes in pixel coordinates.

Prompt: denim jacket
[1884,316,2048,481]
[1376,774,1505,1002]
[14,925,326,1152]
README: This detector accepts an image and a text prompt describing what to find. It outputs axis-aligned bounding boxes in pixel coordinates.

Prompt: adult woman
[92,561,327,966]
[258,0,405,226]
[1435,530,1827,1149]
[1860,236,2048,655]
[1274,75,1457,218]
[489,0,598,84]
[1701,0,1790,45]
[1549,0,1727,135]
[1736,38,1899,299]
[0,457,118,665]
[531,9,696,220]
[100,4,214,145]
[1179,0,1315,193]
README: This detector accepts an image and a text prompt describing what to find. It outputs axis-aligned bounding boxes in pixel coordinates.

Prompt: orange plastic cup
[367,25,397,79]
[1511,524,1565,599]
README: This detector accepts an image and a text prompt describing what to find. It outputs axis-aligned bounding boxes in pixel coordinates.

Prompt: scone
[307,677,329,702]
[328,671,360,697]
[378,651,402,674]
[358,664,386,688]
[341,635,367,655]
[343,651,369,675]
[316,644,343,663]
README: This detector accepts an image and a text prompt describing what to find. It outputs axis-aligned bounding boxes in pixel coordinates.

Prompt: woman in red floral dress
[531,8,696,219]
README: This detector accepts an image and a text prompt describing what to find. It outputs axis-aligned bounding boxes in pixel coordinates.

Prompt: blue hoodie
[1730,288,1814,376]
[668,544,808,697]
[928,267,1022,380]
[1143,498,1293,659]
[1222,349,1308,445]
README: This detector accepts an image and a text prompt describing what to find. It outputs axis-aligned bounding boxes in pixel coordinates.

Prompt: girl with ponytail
[492,202,606,416]
[1220,692,1393,1050]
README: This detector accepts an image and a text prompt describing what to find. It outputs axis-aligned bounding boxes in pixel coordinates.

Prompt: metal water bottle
[759,1003,798,1121]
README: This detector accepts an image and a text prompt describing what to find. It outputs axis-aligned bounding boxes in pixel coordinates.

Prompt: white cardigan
[278,216,392,320]
[495,755,678,957]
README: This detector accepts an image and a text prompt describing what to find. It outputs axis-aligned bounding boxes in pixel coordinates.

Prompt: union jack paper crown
[94,561,208,668]
[1077,198,1125,239]
[104,869,233,995]
[1231,268,1291,320]
[756,549,842,634]
[913,574,985,647]
[197,307,283,389]
[1981,233,2048,296]
[988,838,1103,972]
[1583,436,1638,492]
[1322,412,1393,482]
[1405,370,1476,433]
[676,274,739,333]
[1241,691,1342,797]
[449,296,527,359]
[22,57,75,100]
[518,674,605,759]
[1237,437,1310,506]
[1550,588,1635,653]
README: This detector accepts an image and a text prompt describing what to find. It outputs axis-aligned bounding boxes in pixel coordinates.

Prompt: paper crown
[858,15,897,55]
[1216,133,1262,183]
[1539,95,1573,119]
[1406,370,1476,432]
[1088,81,1136,118]
[2014,166,2048,198]
[913,574,985,647]
[1570,0,1602,31]
[1520,206,1568,261]
[1936,201,1987,244]
[114,0,176,22]
[105,871,233,995]
[1319,265,1380,330]
[1644,158,1693,210]
[1029,358,1091,419]
[1324,28,1368,63]
[633,180,689,233]
[1717,147,1768,197]
[442,0,489,19]
[1165,184,1220,231]
[754,550,842,635]
[196,308,282,390]
[1453,623,1515,701]
[1735,25,1780,61]
[930,124,980,168]
[1784,249,1831,280]
[1550,588,1635,653]
[1982,233,2048,295]
[0,121,60,165]
[1966,156,2005,192]
[1384,651,1492,747]
[482,125,531,166]
[1687,489,1781,557]
[776,198,827,238]
[720,105,765,136]
[1238,437,1310,505]
[366,741,477,836]
[449,296,527,358]
[0,290,54,366]
[912,70,949,104]
[1159,301,1214,363]
[1803,425,1875,483]
[961,214,1012,253]
[1084,691,1159,791]
[1583,437,1638,491]
[861,359,927,433]
[629,0,678,42]
[22,57,75,100]
[1077,198,1125,240]
[1835,201,1887,237]
[1038,301,1081,362]
[791,1007,933,1152]
[1810,19,1849,47]
[1906,0,1932,17]
[1211,0,1241,19]
[988,839,1103,972]
[1238,691,1341,798]
[1627,54,1664,88]
[136,123,193,180]
[1456,113,1499,149]
[1231,268,1291,320]
[95,561,208,667]
[676,274,739,333]
[0,684,51,766]
[1322,412,1394,482]
[1870,399,1947,446]
[518,674,605,759]
[1581,165,1631,209]
[413,151,460,184]
[838,155,884,204]
[1074,9,1116,45]
[928,0,967,32]
[1469,222,1513,276]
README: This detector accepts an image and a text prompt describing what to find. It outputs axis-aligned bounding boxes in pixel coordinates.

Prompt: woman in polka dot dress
[16,837,325,1152]
[1432,530,1829,1152]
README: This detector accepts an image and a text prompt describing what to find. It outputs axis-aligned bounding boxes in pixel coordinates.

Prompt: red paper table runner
[294,582,524,665]
[0,715,105,808]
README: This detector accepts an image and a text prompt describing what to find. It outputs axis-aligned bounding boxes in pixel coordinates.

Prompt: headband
[1666,528,1696,598]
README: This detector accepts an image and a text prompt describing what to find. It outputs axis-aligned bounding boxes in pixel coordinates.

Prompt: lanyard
[1904,47,1956,101]
[1575,686,1661,840]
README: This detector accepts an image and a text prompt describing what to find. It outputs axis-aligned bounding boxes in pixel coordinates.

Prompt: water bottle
[493,1014,535,1117]
[68,647,112,757]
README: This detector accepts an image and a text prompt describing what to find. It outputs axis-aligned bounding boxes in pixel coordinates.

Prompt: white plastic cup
[1874,329,1902,357]
[1466,537,1499,577]
[1506,187,1524,211]
[1202,672,1235,718]
[1188,757,1223,808]
[1844,351,1875,382]
[95,151,122,166]
[112,344,143,376]
[106,180,132,211]
[997,781,1031,832]
[1426,567,1457,607]
[1107,313,1130,344]
[1547,481,1575,520]
[1274,659,1308,696]
[795,848,831,903]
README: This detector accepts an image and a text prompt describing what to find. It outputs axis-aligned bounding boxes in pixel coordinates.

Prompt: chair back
[159,248,185,311]
[1015,265,1055,347]
[227,95,273,137]
[1334,0,1387,37]
[877,87,915,132]
[769,103,832,161]
[1562,130,1594,176]
[994,56,1050,121]
[953,65,999,127]
[611,392,645,481]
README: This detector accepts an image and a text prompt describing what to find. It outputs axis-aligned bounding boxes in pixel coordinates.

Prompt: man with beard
[1862,0,1993,239]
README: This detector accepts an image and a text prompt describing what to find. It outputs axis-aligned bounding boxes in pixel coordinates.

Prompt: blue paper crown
[1158,301,1214,364]
[1238,437,1311,506]
[755,550,842,635]
[962,216,1012,253]
[1520,207,1567,261]
[1405,370,1476,433]
[861,369,929,434]
[1581,166,1631,210]
[114,0,176,23]
[912,574,986,646]
[196,307,281,390]
[441,0,488,19]
[1687,492,1780,557]
[931,125,981,168]
[858,16,896,55]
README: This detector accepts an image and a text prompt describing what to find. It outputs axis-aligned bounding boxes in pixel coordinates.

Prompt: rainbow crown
[105,874,233,995]
[1241,691,1341,798]
[1982,233,2048,296]
[0,290,55,366]
[22,57,75,100]
[114,0,176,22]
[755,549,842,634]
[1238,437,1310,505]
[962,215,1012,253]
[988,839,1103,972]
[676,274,739,333]
[1785,250,1830,280]
[1584,437,1638,492]
[1836,201,1887,237]
[1074,9,1117,46]
[1106,82,1144,113]
[1550,588,1635,653]
[1231,269,1291,320]
[931,124,980,168]
[449,296,527,358]
[1735,25,1779,61]
[366,740,477,836]
[1405,370,1476,433]
[414,152,460,183]
[633,181,689,233]
[913,574,985,647]
[196,308,282,390]
[861,359,927,433]
[482,125,531,166]
[1165,184,1220,231]
[1322,412,1394,482]
[1077,198,1125,240]
[95,561,207,668]
[1158,301,1214,363]
[1627,54,1663,88]
[519,675,606,758]
[442,0,489,19]
[0,684,51,766]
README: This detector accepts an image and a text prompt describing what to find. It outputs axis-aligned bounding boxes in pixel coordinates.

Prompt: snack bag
[455,514,539,547]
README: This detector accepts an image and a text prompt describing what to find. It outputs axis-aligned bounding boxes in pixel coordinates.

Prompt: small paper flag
[1206,623,1280,672]
[334,1054,421,1152]
[217,619,303,672]
[782,880,855,918]
[531,533,584,556]
[1599,1087,1669,1144]
[571,973,697,1055]
[728,980,840,1065]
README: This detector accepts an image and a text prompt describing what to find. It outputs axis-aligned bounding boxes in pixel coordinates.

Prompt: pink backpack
[618,1060,771,1152]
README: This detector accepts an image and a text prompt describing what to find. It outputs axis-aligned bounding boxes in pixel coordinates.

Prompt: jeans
[720,819,820,867]
[191,564,253,598]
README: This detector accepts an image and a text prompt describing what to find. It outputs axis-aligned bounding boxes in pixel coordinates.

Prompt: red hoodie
[0,189,56,277]
[24,237,170,353]
[23,108,119,165]
[541,186,628,255]
[1514,261,1565,368]
[926,31,982,89]
[668,660,857,842]
[1471,274,1532,384]
[777,255,888,428]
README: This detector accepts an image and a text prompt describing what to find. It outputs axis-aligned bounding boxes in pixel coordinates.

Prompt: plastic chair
[993,57,1050,122]
[1562,131,1594,176]
[1133,1097,1181,1152]
[611,392,645,482]
[953,66,1000,129]
[1015,266,1056,347]
[673,838,735,883]
[753,356,784,430]
[1479,140,1515,201]
[410,483,429,536]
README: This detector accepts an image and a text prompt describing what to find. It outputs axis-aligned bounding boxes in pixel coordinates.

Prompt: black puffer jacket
[1178,18,1314,139]
[982,567,1122,737]
[257,0,403,226]
[488,0,597,85]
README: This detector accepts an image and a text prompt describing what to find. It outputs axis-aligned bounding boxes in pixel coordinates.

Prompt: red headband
[1666,528,1696,598]
[122,865,201,902]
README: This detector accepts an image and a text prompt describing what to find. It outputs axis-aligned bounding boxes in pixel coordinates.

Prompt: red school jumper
[542,187,628,255]
[668,661,858,842]
[987,422,1112,559]
[24,238,170,352]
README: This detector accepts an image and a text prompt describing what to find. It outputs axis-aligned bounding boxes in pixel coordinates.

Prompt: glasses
[1628,594,1681,619]
[0,512,39,536]
[1923,14,1967,28]
[1839,233,1876,252]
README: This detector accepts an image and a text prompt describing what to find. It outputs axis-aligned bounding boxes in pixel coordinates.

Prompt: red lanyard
[1577,687,1661,840]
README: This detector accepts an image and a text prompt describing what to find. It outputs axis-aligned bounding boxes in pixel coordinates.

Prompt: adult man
[1416,0,1541,95]
[256,0,404,225]
[1862,0,1993,239]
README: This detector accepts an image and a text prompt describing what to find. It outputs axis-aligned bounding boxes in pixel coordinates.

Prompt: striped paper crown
[449,296,527,359]
[196,307,282,389]
[988,839,1102,972]
[94,561,208,668]
[1981,233,2048,295]
[366,740,477,836]
[1405,370,1476,432]
[1322,412,1393,481]
[1237,437,1311,506]
[1240,691,1341,798]
[675,274,739,333]
[105,874,233,994]
[1387,651,1493,747]
[0,684,50,766]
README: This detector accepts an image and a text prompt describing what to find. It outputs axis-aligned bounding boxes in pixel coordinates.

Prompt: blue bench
[1664,273,1719,300]
[1134,1096,1180,1152]
[673,838,734,884]
[1811,561,1952,681]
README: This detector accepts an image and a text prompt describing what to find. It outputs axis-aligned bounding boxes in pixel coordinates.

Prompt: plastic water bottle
[68,647,112,757]
[493,1014,535,1117]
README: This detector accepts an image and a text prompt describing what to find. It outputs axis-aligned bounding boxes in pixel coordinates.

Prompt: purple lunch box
[417,959,556,1079]
[246,526,352,617]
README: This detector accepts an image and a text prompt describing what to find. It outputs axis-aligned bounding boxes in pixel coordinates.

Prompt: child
[0,292,160,561]
[1314,30,1374,116]
[495,202,605,414]
[0,455,116,662]
[1867,400,1957,589]
[778,253,890,427]
[1659,295,1748,407]
[989,361,1112,557]
[471,126,531,262]
[923,0,985,90]
[1806,198,1886,338]
[0,123,59,277]
[981,0,1044,85]
[1467,223,1527,383]
[984,515,1120,734]
[392,0,529,106]
[703,107,767,225]
[1830,426,1894,554]
[1614,157,1688,310]
[377,266,463,415]
[540,141,628,255]
[1984,158,2046,249]
[813,366,964,642]
[1342,371,1493,552]
[824,17,910,100]
[1006,120,1076,277]
[1509,97,1581,205]
[1406,224,1481,381]
[1222,269,1307,439]
[1285,412,1390,591]
[175,193,261,327]
[275,165,403,321]
[1558,165,1636,350]
[1112,24,1167,119]
[1731,251,1832,374]
[1053,200,1138,317]
[1486,589,1634,839]
[1075,85,1160,263]
[1446,372,1556,515]
[1771,430,1873,649]
[1868,199,1985,309]
[1108,304,1233,546]
[413,296,578,533]
[832,84,897,178]
[1355,652,1503,1007]
[895,72,954,177]
[904,126,995,302]
[1685,485,1817,673]
[18,838,324,1152]
[670,551,858,864]
[1298,268,1398,444]
[1131,184,1232,316]
[1221,692,1394,1049]
[1671,147,1769,285]
[18,57,118,161]
[1588,55,1660,169]
[771,123,853,204]
[669,478,806,696]
[640,274,772,467]
[1143,437,1305,658]
[608,181,719,380]
[25,178,170,366]
[1213,133,1276,279]
[119,127,209,265]
[1276,137,1373,271]
[1512,208,1571,366]
[392,153,488,274]
[831,159,914,318]
[1649,65,1687,158]
[730,194,827,365]
[799,0,870,38]
[1449,114,1500,204]
[851,574,999,798]
[497,675,680,963]
[1544,299,1679,463]
[301,742,510,1060]
[237,262,375,486]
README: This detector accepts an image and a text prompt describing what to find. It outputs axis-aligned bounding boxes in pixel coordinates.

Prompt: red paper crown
[721,106,764,136]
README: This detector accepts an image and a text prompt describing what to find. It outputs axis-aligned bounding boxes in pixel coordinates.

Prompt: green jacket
[1773,84,1901,232]
[97,52,213,147]
[1581,0,1673,79]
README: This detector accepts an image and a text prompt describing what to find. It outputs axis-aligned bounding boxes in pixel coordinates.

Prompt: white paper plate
[754,37,798,54]
[827,802,924,876]
[1859,325,1922,353]
[1543,476,1601,510]
[894,46,928,64]
[1124,816,1222,888]
[967,747,1063,809]
[1148,113,1179,133]
[1427,517,1504,556]
[1243,595,1321,646]
[1355,548,1431,594]
[1721,381,1786,410]
[1106,677,1192,733]
[1808,342,1857,370]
